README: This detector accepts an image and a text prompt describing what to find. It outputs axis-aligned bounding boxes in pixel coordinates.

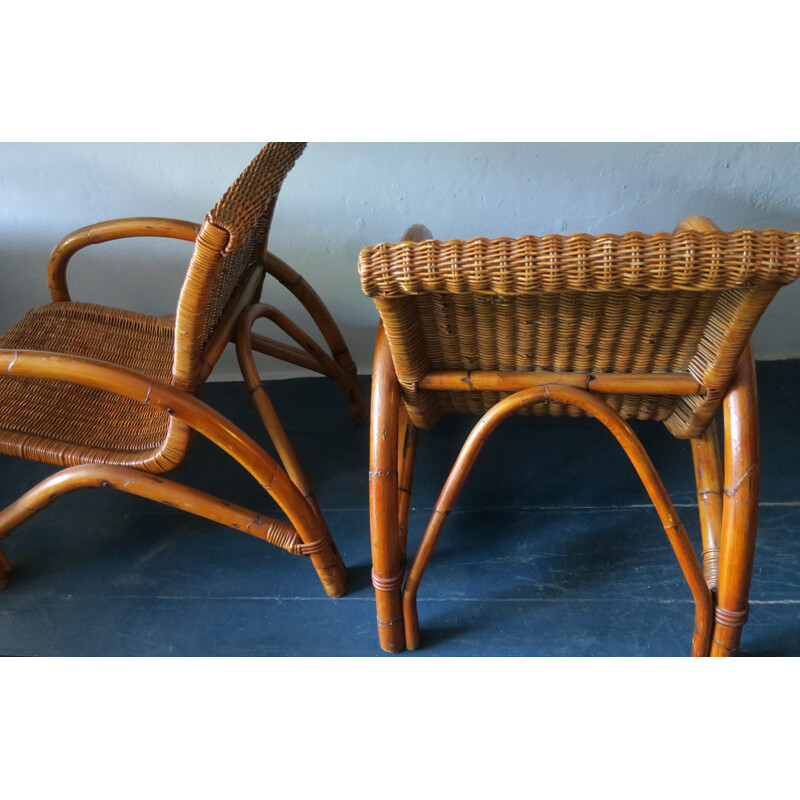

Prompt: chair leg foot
[314,548,348,598]
[403,590,421,650]
[376,593,406,653]
[0,547,11,590]
[378,624,405,653]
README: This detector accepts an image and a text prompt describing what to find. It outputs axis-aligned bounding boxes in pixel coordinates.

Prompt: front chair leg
[369,324,406,652]
[235,308,324,525]
[711,343,759,656]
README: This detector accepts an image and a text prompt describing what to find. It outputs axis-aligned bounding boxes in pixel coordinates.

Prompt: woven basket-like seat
[359,229,800,438]
[0,302,182,470]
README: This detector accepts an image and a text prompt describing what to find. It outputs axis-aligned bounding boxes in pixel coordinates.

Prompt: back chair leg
[397,402,418,566]
[711,344,759,656]
[369,324,406,652]
[265,252,366,422]
[235,308,324,525]
[691,418,723,591]
[401,385,712,655]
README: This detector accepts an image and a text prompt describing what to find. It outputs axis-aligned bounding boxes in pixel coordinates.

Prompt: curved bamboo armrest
[47,217,201,302]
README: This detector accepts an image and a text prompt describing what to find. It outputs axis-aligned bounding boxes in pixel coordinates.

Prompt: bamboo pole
[47,217,200,302]
[710,343,759,656]
[235,306,324,525]
[396,402,419,564]
[369,324,405,652]
[418,370,704,395]
[0,464,320,555]
[691,419,724,590]
[249,334,336,377]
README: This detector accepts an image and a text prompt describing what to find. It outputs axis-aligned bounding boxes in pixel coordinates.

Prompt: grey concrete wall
[2,142,799,380]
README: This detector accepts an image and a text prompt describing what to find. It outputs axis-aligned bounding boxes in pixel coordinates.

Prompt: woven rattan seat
[0,143,365,605]
[0,303,177,467]
[361,218,800,657]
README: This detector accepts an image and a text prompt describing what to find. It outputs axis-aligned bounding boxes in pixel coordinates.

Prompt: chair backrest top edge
[359,228,800,296]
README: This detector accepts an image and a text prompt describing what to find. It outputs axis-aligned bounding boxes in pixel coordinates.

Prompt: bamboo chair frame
[0,143,364,601]
[361,217,792,656]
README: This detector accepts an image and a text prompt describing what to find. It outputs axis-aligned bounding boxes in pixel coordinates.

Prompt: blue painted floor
[1,362,799,656]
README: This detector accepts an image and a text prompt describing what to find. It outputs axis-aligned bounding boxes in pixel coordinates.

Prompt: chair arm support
[47,217,201,302]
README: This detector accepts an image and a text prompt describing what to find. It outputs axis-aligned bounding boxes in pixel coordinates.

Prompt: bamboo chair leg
[369,324,405,652]
[235,311,324,525]
[392,223,426,570]
[691,419,724,591]
[397,402,419,566]
[710,344,759,656]
[402,385,712,655]
[265,252,366,422]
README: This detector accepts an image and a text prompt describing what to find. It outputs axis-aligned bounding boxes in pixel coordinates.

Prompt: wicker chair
[359,216,800,656]
[0,142,365,600]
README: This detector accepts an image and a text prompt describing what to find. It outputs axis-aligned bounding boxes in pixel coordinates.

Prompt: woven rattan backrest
[173,142,307,390]
[359,230,800,438]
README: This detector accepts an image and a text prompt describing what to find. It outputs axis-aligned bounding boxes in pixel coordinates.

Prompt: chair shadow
[343,561,374,594]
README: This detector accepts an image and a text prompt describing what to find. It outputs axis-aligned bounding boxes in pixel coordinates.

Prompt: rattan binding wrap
[359,230,800,438]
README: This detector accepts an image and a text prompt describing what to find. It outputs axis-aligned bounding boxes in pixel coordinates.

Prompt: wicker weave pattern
[361,231,800,437]
[0,303,190,470]
[174,143,306,390]
[360,231,800,295]
[208,142,306,257]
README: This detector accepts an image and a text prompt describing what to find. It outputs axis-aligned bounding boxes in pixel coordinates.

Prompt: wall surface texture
[2,142,799,380]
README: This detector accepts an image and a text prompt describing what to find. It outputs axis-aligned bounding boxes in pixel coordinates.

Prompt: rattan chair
[360,216,800,656]
[0,142,365,601]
